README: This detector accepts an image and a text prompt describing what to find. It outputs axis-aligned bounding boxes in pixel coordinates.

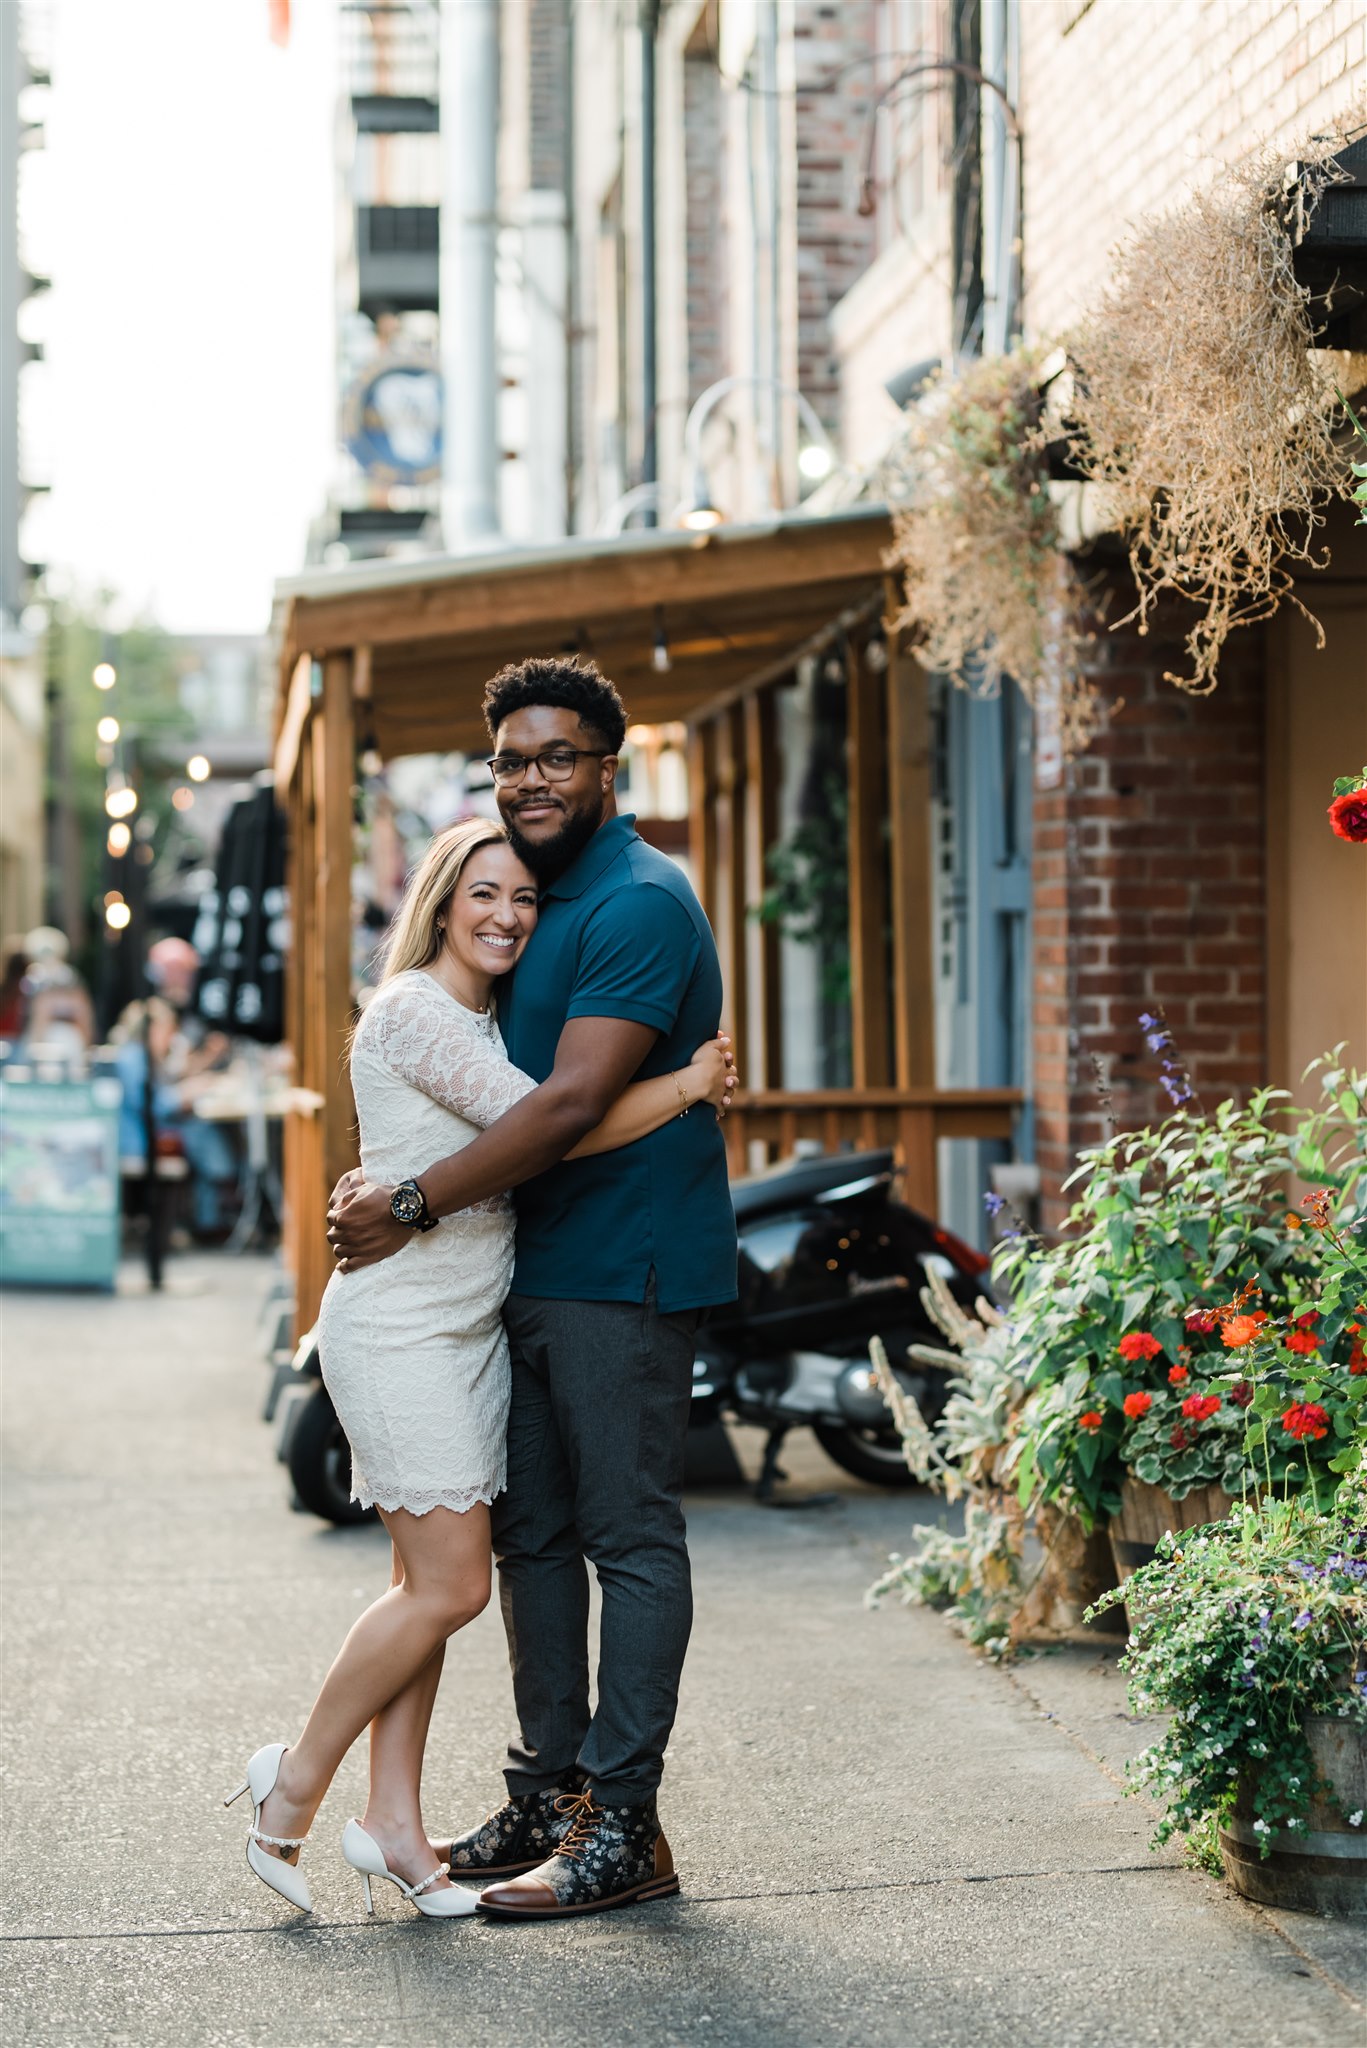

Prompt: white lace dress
[314,969,537,1516]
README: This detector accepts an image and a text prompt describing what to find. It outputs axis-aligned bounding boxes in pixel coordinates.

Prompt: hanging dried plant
[881,350,1101,754]
[1065,120,1362,694]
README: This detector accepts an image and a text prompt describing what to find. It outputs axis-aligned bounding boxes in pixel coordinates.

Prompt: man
[327,656,737,1919]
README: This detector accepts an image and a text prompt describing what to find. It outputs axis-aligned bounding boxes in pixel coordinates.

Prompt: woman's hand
[686,1032,739,1117]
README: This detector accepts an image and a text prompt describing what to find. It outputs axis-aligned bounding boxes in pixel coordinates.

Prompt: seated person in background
[110,998,237,1239]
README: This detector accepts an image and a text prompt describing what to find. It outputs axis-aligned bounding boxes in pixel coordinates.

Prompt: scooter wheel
[286,1384,377,1526]
[812,1420,918,1489]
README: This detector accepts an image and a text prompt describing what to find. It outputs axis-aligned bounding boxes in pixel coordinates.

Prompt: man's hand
[326,1175,407,1272]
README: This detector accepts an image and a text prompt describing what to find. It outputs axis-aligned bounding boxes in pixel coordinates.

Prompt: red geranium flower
[1168,1364,1189,1386]
[1329,789,1367,842]
[1184,1308,1218,1337]
[1291,1310,1320,1329]
[1118,1331,1162,1362]
[1079,1410,1104,1434]
[1349,1324,1366,1375]
[1181,1393,1221,1422]
[1169,1425,1191,1451]
[1221,1312,1268,1349]
[1123,1391,1153,1419]
[1230,1380,1254,1409]
[1281,1402,1330,1442]
[1284,1330,1321,1354]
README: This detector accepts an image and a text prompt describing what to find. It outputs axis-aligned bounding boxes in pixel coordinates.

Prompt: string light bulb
[92,662,116,690]
[186,754,211,782]
[107,822,132,856]
[96,715,120,743]
[105,786,138,820]
[105,900,131,930]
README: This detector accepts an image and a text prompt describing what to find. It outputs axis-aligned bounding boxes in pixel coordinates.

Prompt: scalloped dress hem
[352,1479,506,1518]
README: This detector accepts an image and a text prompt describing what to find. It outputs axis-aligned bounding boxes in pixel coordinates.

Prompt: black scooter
[274,1147,989,1522]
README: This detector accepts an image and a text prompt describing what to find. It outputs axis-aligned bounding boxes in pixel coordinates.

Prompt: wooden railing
[722,1087,1024,1213]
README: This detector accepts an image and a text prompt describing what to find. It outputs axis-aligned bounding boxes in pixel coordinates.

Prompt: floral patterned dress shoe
[438,1784,581,1878]
[475,1792,679,1918]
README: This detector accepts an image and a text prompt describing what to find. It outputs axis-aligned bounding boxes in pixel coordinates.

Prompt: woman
[226,819,732,1919]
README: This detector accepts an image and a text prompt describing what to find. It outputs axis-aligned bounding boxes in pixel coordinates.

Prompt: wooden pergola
[271,508,1021,1332]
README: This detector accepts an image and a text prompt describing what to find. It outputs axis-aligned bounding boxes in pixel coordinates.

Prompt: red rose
[1118,1331,1162,1362]
[1169,1425,1191,1450]
[1184,1308,1218,1337]
[1079,1410,1104,1434]
[1123,1391,1153,1419]
[1328,789,1367,842]
[1291,1311,1320,1329]
[1285,1330,1321,1354]
[1281,1401,1330,1442]
[1168,1364,1189,1385]
[1230,1380,1254,1409]
[1181,1393,1221,1422]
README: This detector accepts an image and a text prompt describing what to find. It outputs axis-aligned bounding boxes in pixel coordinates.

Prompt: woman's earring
[436,920,445,934]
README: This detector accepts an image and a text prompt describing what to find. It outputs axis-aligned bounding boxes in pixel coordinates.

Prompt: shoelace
[550,1788,597,1863]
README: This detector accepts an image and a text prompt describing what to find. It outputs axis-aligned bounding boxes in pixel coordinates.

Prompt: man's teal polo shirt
[499,813,737,1314]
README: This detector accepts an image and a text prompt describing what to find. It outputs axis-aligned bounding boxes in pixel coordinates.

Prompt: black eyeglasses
[485,747,613,788]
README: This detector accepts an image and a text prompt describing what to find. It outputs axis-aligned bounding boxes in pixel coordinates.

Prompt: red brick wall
[793,2,880,435]
[1033,592,1268,1229]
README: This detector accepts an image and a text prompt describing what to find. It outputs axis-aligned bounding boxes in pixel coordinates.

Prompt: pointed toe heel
[228,1742,313,1915]
[341,1819,476,1920]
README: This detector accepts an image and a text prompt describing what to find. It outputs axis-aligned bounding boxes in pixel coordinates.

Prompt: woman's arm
[566,1035,735,1158]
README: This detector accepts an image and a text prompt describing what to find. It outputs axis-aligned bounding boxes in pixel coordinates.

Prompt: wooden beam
[744,687,782,1088]
[846,635,890,1088]
[685,589,885,727]
[884,577,936,1087]
[273,654,315,793]
[285,511,894,656]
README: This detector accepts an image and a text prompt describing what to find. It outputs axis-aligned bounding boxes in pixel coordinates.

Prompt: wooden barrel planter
[1108,1476,1234,1586]
[1016,1505,1126,1642]
[1219,1716,1367,1915]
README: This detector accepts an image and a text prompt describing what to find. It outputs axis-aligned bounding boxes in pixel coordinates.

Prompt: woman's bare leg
[257,1502,490,1884]
[364,1544,448,1867]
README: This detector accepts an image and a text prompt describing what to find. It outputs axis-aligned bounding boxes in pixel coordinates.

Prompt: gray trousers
[491,1276,699,1805]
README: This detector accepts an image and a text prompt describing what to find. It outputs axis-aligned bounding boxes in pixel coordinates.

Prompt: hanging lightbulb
[105,900,132,930]
[97,715,120,743]
[107,822,132,856]
[171,786,195,811]
[105,786,138,820]
[652,608,671,674]
[186,754,211,782]
[92,662,117,691]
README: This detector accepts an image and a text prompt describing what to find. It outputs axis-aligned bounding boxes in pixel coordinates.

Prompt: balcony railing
[722,1087,1024,1215]
[342,2,438,118]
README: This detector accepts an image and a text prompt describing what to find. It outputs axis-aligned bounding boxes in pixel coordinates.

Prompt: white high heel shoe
[341,1819,476,1919]
[224,1743,313,1913]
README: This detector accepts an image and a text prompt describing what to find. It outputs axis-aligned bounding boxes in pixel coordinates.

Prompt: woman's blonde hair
[379,817,512,985]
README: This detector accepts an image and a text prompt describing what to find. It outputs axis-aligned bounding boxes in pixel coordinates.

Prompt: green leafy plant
[1088,1478,1367,1854]
[756,766,850,1010]
[998,1055,1367,1529]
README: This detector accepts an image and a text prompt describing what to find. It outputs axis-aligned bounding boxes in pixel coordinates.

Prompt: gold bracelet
[672,1071,691,1117]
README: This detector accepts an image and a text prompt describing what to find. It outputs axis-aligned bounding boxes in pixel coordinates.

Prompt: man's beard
[504,799,604,883]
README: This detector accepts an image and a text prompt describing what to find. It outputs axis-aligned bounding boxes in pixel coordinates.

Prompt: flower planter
[1016,1505,1126,1642]
[1218,1716,1367,1916]
[1108,1476,1234,1586]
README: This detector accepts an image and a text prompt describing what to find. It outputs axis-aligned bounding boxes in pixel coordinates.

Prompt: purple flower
[983,1192,1006,1217]
[1288,1560,1323,1581]
[1145,1030,1171,1054]
[1292,1610,1313,1631]
[1160,1072,1194,1107]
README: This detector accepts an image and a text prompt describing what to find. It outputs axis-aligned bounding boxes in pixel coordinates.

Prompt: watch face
[391,1182,425,1225]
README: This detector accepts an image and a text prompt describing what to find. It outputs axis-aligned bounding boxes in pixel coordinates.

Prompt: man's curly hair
[482,657,628,753]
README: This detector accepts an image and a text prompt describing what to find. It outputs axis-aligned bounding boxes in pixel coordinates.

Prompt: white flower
[1253,1818,1270,1834]
[1349,1811,1364,1828]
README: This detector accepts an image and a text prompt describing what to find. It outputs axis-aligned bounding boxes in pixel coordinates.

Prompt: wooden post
[713,707,749,1065]
[846,635,890,1088]
[743,687,782,1088]
[687,720,718,935]
[884,576,936,1088]
[314,653,358,1202]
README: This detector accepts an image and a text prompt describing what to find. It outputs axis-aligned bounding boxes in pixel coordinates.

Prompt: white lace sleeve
[359,975,538,1128]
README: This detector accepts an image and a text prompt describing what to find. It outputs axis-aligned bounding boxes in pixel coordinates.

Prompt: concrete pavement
[1,1253,1360,2046]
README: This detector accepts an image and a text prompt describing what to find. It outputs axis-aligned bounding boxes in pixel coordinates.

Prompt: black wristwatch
[390,1178,439,1232]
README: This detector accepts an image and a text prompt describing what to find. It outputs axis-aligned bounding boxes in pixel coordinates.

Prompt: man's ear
[601,754,619,792]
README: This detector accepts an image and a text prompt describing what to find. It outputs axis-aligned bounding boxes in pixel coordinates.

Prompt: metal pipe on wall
[639,0,660,522]
[441,0,501,547]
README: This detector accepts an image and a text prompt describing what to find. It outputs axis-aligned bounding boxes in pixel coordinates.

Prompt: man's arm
[327,1015,657,1270]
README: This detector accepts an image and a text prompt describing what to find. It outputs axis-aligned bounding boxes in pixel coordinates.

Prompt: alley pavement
[1,1254,1361,2047]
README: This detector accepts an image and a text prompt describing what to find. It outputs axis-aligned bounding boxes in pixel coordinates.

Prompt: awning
[272,504,893,768]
